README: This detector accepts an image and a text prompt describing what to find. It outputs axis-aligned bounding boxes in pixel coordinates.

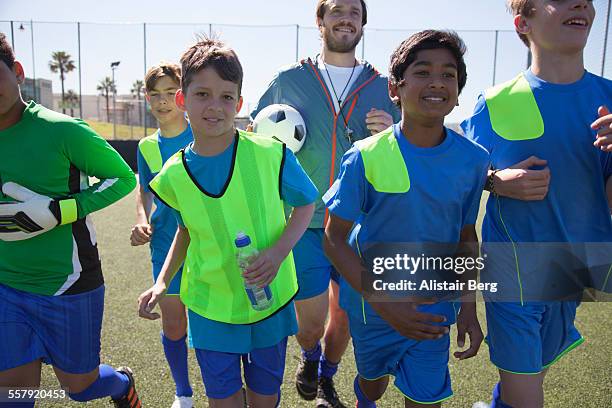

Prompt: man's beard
[323,27,362,53]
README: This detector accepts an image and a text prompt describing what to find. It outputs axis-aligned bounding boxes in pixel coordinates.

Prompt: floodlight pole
[296,25,299,62]
[10,21,15,51]
[28,21,37,102]
[111,61,120,138]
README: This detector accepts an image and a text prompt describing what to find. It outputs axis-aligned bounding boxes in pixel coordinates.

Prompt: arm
[462,96,550,201]
[364,88,401,135]
[130,185,153,246]
[592,106,612,152]
[62,120,136,217]
[365,108,395,135]
[243,148,317,286]
[453,225,484,360]
[487,156,551,201]
[243,203,315,286]
[323,213,448,340]
[138,225,190,320]
[0,123,135,242]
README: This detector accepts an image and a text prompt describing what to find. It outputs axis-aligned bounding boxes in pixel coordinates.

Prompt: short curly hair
[0,33,15,69]
[389,30,467,107]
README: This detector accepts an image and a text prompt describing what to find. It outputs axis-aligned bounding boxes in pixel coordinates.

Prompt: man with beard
[251,1,400,407]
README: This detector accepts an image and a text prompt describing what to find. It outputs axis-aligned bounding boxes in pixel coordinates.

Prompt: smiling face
[145,76,182,127]
[390,48,459,124]
[318,0,364,53]
[176,67,242,141]
[516,0,595,54]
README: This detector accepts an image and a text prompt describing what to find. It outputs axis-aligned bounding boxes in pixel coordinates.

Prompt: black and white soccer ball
[252,104,307,153]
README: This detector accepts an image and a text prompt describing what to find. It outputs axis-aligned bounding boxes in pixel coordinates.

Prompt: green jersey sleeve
[60,119,136,218]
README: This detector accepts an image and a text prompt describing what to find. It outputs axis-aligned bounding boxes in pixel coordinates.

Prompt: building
[22,77,53,109]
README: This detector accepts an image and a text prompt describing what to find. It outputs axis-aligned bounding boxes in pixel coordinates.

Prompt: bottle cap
[235,231,251,248]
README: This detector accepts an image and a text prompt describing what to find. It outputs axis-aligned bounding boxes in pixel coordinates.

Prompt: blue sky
[1,0,610,121]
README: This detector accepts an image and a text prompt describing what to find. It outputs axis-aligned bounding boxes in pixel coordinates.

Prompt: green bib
[355,127,411,193]
[485,73,544,141]
[150,131,298,324]
[138,133,163,173]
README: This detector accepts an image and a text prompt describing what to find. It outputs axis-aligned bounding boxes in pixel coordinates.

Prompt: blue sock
[353,375,376,408]
[490,383,513,408]
[319,354,339,379]
[301,342,322,362]
[161,332,193,397]
[68,364,129,401]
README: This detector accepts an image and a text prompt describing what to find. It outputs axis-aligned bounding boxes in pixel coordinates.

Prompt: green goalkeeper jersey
[0,102,136,295]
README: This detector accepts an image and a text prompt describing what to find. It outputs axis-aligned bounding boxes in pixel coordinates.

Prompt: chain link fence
[2,8,610,139]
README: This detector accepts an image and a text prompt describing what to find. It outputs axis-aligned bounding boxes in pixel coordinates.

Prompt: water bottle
[235,232,273,311]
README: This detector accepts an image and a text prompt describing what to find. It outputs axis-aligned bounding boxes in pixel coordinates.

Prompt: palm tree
[64,90,79,117]
[131,80,144,126]
[49,51,76,114]
[97,77,116,122]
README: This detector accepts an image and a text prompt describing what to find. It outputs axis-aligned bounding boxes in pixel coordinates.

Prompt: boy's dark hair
[0,33,16,69]
[316,0,368,26]
[389,30,467,106]
[179,37,243,95]
[507,0,535,47]
[144,62,181,93]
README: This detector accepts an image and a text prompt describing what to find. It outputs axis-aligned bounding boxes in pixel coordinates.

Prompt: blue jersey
[137,126,193,264]
[462,70,612,244]
[324,123,489,324]
[175,137,318,353]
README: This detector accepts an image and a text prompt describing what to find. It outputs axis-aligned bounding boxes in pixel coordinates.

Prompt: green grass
[38,191,612,407]
[85,120,150,140]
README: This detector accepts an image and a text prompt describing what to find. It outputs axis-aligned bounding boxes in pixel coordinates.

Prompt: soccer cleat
[471,402,490,408]
[316,376,347,408]
[112,367,141,408]
[171,395,194,408]
[295,357,319,400]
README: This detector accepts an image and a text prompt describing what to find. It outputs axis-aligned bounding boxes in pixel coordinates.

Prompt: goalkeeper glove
[0,182,78,241]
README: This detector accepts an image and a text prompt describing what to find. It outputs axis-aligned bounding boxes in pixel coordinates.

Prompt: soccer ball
[252,104,307,153]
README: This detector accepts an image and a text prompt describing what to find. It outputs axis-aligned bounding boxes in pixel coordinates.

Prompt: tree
[64,90,79,117]
[131,80,144,126]
[48,51,76,114]
[97,77,116,122]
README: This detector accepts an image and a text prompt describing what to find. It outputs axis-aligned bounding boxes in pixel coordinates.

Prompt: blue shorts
[0,283,104,374]
[293,228,339,301]
[195,338,288,399]
[348,312,452,404]
[485,301,583,374]
[152,261,183,295]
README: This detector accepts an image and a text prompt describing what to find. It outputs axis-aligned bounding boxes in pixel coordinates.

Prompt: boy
[0,33,140,407]
[137,38,317,408]
[462,1,612,407]
[130,62,194,408]
[323,30,488,407]
[251,2,399,404]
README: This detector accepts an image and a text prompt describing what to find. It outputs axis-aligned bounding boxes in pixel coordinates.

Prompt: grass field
[38,190,612,407]
[85,120,150,140]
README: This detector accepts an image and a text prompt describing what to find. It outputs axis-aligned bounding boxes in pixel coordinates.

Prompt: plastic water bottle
[235,232,273,311]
